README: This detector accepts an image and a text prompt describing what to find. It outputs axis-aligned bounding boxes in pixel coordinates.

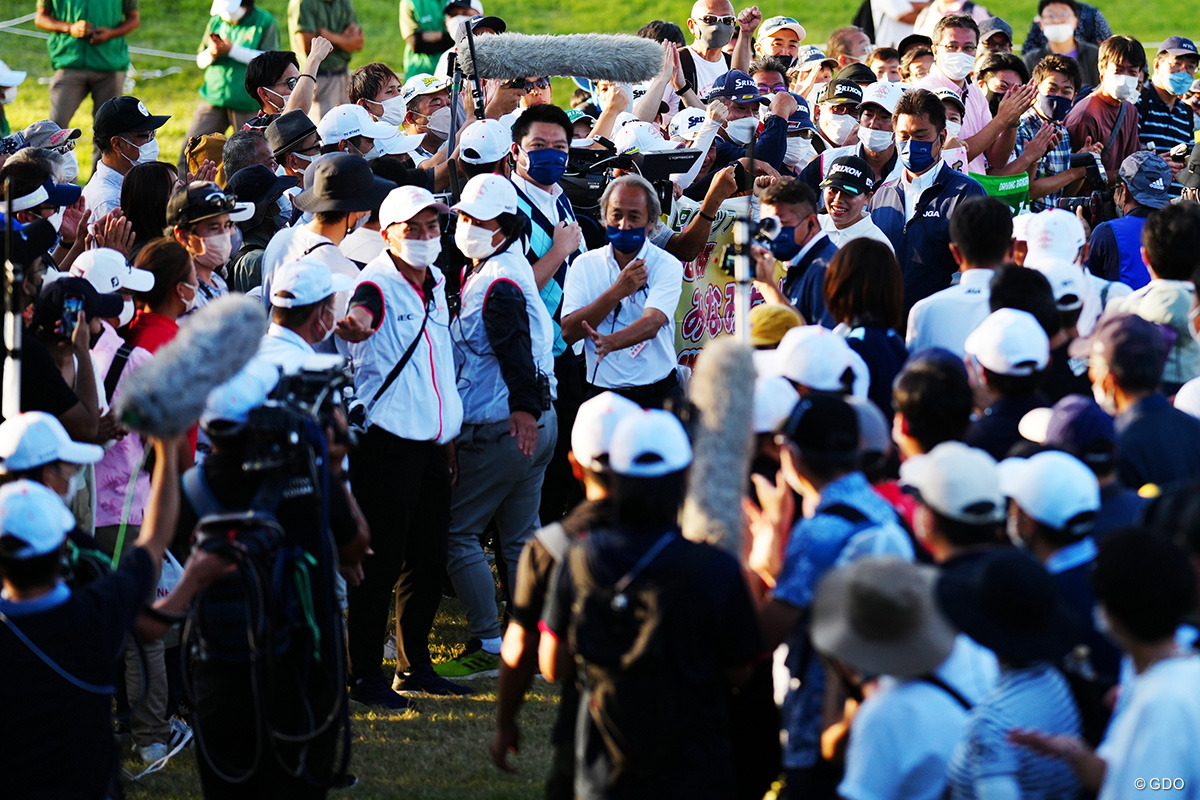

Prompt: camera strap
[1105,101,1126,154]
[357,302,429,428]
[104,342,134,404]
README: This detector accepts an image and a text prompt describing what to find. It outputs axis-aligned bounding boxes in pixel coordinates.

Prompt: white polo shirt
[905,268,994,357]
[562,238,683,389]
[260,225,360,320]
[819,212,895,252]
[81,161,124,220]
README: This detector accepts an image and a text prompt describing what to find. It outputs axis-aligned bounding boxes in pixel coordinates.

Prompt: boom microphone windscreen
[681,337,757,554]
[115,295,268,437]
[457,33,664,84]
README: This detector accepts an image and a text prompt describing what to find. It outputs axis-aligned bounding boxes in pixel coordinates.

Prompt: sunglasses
[275,76,300,91]
[201,190,239,212]
[697,14,735,25]
[506,77,551,92]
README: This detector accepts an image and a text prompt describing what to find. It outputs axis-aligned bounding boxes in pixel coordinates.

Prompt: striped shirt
[1137,84,1193,197]
[946,664,1082,800]
[1015,110,1073,212]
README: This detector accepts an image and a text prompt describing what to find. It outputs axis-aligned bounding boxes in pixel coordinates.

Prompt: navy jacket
[868,165,986,311]
[1116,393,1200,491]
[781,234,839,326]
[684,115,787,201]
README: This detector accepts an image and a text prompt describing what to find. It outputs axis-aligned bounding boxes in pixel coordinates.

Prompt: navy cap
[31,276,124,338]
[978,17,1013,45]
[1117,151,1171,209]
[836,62,877,86]
[704,70,770,105]
[795,45,838,70]
[94,96,170,143]
[1159,36,1199,57]
[786,95,818,135]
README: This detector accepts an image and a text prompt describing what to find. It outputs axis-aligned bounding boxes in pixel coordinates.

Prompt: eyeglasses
[759,84,787,94]
[275,76,299,91]
[938,41,977,54]
[697,14,735,26]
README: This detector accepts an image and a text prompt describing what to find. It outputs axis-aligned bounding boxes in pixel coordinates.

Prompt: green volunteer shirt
[287,0,357,74]
[39,0,137,73]
[398,0,445,78]
[198,7,280,113]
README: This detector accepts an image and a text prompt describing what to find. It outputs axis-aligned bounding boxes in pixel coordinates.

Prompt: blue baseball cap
[704,70,770,104]
[1159,36,1198,57]
[786,95,817,136]
[796,45,838,70]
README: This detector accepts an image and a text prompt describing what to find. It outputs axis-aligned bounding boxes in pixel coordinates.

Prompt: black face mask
[985,88,1003,117]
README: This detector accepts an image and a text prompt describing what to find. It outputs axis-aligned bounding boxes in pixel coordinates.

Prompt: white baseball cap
[70,248,155,293]
[0,411,103,472]
[609,409,693,477]
[757,15,807,43]
[459,119,513,165]
[210,0,242,15]
[964,308,1050,376]
[860,81,903,115]
[0,480,74,559]
[379,185,450,230]
[316,104,394,144]
[772,325,869,397]
[375,129,425,157]
[451,173,519,220]
[753,375,800,434]
[202,358,281,427]
[899,440,1005,524]
[614,120,677,155]
[401,73,451,104]
[570,391,642,471]
[1023,208,1086,270]
[668,108,708,142]
[270,257,355,308]
[997,450,1099,535]
[1011,212,1034,242]
[0,59,27,88]
[1031,261,1084,313]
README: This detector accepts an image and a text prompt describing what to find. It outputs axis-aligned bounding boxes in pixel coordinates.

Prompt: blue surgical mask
[768,226,801,261]
[606,224,646,254]
[522,147,568,186]
[1169,70,1193,97]
[897,138,937,173]
[1035,94,1072,122]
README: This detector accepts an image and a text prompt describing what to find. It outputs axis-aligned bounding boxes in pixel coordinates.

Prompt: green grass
[0,0,1187,182]
[125,597,559,799]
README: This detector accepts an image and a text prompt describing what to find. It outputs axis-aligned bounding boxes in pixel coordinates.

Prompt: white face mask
[724,116,758,145]
[397,236,441,267]
[118,298,135,328]
[47,208,65,233]
[120,136,160,166]
[859,126,895,153]
[445,14,468,42]
[263,86,289,111]
[783,136,817,168]
[1092,379,1118,415]
[63,467,86,502]
[59,151,80,183]
[220,5,246,23]
[945,120,963,140]
[353,142,381,161]
[1041,22,1075,44]
[456,221,502,260]
[424,107,452,140]
[1104,74,1140,102]
[0,86,17,105]
[375,95,407,127]
[821,114,858,146]
[938,51,977,82]
[348,211,370,234]
[180,281,200,312]
[194,230,232,268]
[288,150,315,176]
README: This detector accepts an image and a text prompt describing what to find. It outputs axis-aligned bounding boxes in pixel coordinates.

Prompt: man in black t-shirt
[490,391,638,798]
[540,410,765,800]
[0,437,182,799]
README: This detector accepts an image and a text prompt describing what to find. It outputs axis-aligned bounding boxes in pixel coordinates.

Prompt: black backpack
[567,533,697,787]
